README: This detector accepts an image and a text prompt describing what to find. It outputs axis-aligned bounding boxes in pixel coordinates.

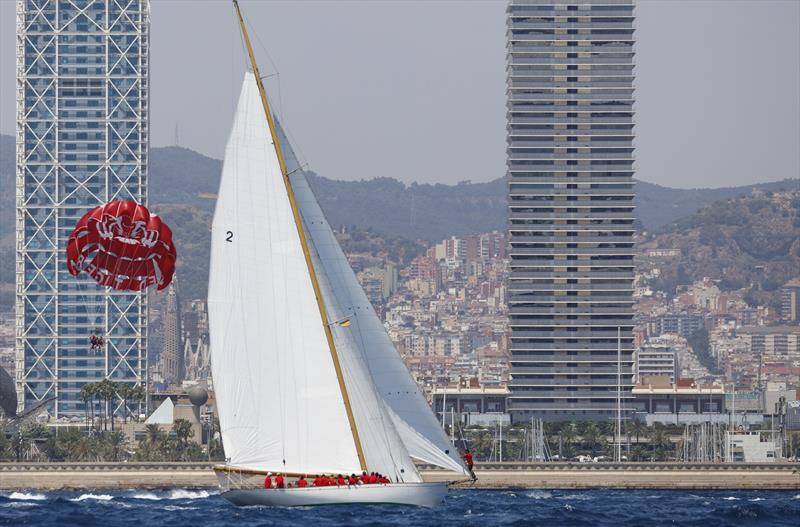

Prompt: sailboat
[207,1,468,508]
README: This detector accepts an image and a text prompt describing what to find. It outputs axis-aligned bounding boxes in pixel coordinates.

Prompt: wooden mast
[231,0,367,472]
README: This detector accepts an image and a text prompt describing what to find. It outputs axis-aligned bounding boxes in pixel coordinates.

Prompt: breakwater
[1,462,798,490]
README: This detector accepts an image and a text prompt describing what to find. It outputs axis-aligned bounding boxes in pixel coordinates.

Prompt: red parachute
[66,200,176,291]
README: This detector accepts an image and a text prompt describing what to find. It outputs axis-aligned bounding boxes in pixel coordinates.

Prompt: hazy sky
[0,0,798,188]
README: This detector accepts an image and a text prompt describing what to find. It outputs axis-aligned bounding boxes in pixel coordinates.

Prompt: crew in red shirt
[297,476,308,488]
[336,474,346,486]
[368,472,378,484]
[464,449,476,481]
[264,473,272,489]
[275,473,285,488]
[360,471,370,484]
[348,474,359,485]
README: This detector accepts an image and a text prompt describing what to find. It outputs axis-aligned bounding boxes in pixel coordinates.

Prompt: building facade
[506,0,636,421]
[635,343,677,383]
[160,281,183,384]
[16,0,150,417]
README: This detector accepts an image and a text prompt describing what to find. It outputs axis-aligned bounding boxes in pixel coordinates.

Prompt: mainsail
[277,124,468,475]
[209,73,430,482]
[208,73,362,475]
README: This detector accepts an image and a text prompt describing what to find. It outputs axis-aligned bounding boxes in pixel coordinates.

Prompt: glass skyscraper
[15,0,150,417]
[507,0,635,422]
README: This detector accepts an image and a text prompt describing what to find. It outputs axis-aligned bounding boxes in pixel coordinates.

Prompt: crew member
[297,476,308,488]
[275,473,285,488]
[464,449,476,481]
[336,474,346,486]
[264,472,272,489]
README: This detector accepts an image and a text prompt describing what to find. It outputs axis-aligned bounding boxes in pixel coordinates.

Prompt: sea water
[1,489,798,526]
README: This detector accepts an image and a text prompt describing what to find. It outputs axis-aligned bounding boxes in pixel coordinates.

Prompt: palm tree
[104,431,127,461]
[79,384,93,430]
[582,422,601,457]
[145,424,161,445]
[172,418,194,450]
[129,385,146,421]
[116,383,132,424]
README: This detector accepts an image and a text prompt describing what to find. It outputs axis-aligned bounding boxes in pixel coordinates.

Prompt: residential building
[779,279,800,323]
[15,0,150,417]
[635,342,677,383]
[506,0,636,421]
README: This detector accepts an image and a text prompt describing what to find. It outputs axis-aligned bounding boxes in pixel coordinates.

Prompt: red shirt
[337,477,346,486]
[348,476,358,485]
[313,477,322,487]
[275,475,285,488]
[297,479,308,488]
[464,452,474,465]
[379,477,390,484]
[360,474,370,484]
[263,476,272,489]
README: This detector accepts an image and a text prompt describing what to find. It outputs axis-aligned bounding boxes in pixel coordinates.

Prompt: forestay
[278,124,467,475]
[208,73,362,475]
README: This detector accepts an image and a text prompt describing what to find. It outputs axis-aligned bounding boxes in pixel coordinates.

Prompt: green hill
[638,190,800,303]
[1,133,798,308]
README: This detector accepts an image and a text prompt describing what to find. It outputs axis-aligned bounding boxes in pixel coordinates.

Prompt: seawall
[1,462,798,491]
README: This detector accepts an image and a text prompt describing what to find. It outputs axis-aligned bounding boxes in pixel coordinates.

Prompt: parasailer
[66,200,176,292]
[89,334,104,352]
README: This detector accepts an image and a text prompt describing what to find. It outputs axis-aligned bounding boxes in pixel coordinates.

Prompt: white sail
[277,124,468,475]
[208,73,362,475]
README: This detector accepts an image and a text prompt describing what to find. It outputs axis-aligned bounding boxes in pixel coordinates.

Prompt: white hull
[221,482,447,508]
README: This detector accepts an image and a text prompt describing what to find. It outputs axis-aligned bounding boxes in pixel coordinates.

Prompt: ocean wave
[130,492,161,500]
[723,497,741,501]
[8,492,47,501]
[525,490,552,500]
[163,505,199,511]
[167,489,214,500]
[70,493,114,502]
[749,497,766,502]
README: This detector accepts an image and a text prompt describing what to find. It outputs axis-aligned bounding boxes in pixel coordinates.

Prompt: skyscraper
[506,0,635,422]
[16,0,150,417]
[161,280,184,384]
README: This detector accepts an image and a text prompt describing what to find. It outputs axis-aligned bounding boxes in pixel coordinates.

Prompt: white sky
[0,0,798,188]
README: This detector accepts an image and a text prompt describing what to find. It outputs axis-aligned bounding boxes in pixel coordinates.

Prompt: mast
[232,0,367,472]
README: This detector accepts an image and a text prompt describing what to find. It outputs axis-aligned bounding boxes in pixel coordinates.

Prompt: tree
[172,418,194,451]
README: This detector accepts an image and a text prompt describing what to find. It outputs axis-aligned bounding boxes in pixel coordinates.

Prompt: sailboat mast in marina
[207,1,467,507]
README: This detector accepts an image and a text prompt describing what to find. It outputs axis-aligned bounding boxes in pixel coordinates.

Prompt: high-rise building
[15,0,150,417]
[506,0,636,421]
[161,281,183,384]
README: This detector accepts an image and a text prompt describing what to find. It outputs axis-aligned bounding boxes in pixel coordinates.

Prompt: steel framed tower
[15,0,150,418]
[506,0,635,422]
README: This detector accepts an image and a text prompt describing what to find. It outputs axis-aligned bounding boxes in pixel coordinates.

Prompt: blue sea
[1,488,798,526]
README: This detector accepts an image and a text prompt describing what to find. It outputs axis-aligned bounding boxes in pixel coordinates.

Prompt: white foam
[167,489,213,500]
[749,497,765,502]
[8,492,46,501]
[525,490,552,500]
[131,492,161,500]
[70,493,114,502]
[722,496,741,501]
[163,505,199,511]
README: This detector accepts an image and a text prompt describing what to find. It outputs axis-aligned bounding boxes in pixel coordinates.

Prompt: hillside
[638,191,800,303]
[1,134,798,308]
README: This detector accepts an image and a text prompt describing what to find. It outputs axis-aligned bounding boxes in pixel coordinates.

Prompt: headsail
[277,124,468,475]
[208,73,362,475]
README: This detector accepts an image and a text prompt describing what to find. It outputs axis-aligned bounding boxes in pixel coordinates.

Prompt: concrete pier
[1,462,798,491]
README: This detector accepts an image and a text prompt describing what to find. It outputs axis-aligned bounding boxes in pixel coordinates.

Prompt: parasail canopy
[66,200,176,292]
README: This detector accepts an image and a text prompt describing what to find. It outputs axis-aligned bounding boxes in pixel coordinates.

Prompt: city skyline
[0,1,797,188]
